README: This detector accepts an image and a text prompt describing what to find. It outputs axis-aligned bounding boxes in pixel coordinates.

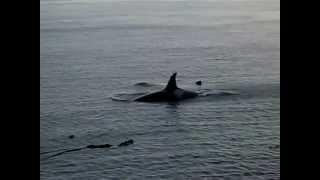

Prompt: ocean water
[40,0,280,179]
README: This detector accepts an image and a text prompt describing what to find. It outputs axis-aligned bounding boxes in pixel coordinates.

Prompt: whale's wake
[111,88,238,102]
[111,73,238,103]
[110,92,146,102]
[197,89,239,97]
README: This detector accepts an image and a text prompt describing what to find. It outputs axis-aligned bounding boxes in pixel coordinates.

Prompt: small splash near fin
[197,89,239,97]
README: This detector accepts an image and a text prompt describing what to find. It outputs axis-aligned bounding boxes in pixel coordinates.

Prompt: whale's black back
[134,91,172,102]
[134,72,197,102]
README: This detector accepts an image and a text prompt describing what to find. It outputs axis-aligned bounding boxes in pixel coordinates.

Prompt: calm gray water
[40,0,280,179]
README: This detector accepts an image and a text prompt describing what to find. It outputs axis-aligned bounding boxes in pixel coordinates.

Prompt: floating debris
[86,144,112,149]
[41,139,134,159]
[118,139,134,147]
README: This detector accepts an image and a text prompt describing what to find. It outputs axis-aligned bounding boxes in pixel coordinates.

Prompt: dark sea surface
[40,0,280,179]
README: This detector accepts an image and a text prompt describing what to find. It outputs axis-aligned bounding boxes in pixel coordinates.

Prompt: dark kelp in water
[41,139,134,159]
[118,139,134,146]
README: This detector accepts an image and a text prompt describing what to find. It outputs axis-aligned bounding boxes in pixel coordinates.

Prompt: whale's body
[134,73,198,102]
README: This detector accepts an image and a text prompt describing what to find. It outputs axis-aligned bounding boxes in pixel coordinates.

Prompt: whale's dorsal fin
[164,72,178,91]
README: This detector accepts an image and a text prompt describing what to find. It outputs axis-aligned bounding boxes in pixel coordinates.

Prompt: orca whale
[134,72,198,102]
